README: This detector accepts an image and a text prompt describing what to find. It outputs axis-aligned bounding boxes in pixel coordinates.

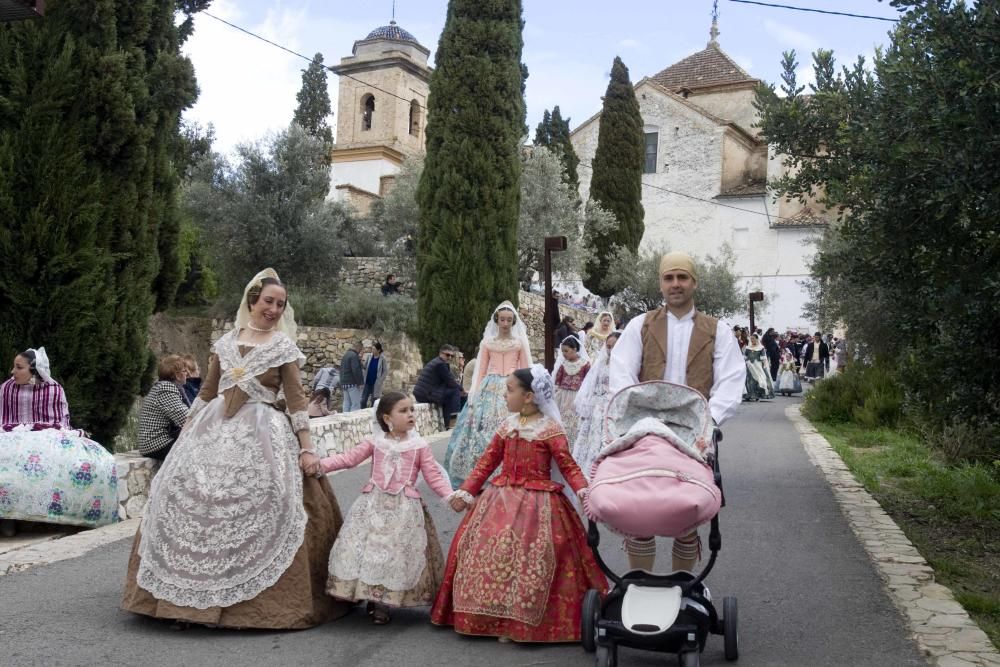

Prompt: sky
[182,0,901,155]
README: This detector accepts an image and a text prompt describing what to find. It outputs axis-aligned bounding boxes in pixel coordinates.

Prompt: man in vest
[610,251,746,573]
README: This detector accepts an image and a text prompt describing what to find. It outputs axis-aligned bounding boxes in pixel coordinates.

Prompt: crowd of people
[730,325,847,402]
[1,255,826,645]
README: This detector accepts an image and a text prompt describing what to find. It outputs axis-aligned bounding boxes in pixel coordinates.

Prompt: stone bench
[114,402,446,519]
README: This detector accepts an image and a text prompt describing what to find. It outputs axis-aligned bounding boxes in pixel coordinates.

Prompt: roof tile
[652,43,757,91]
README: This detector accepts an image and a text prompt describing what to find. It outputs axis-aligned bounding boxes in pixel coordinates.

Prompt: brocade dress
[121,329,350,629]
[0,379,118,527]
[431,415,608,642]
[743,346,774,400]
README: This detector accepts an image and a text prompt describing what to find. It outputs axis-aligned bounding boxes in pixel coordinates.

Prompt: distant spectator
[803,332,830,380]
[308,387,332,418]
[137,355,190,461]
[554,316,575,350]
[361,341,389,409]
[381,274,401,297]
[180,354,201,406]
[413,344,465,429]
[340,341,365,412]
[312,364,340,393]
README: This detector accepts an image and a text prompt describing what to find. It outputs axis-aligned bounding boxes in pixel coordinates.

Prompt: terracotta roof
[718,180,767,197]
[772,207,830,228]
[652,43,757,91]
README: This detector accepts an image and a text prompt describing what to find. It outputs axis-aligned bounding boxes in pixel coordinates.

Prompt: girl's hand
[576,488,589,501]
[449,496,467,512]
[299,452,321,476]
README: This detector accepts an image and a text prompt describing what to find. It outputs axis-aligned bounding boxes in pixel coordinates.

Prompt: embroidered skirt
[444,374,511,487]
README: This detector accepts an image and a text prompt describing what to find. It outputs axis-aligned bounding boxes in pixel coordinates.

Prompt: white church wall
[686,86,759,136]
[329,158,400,200]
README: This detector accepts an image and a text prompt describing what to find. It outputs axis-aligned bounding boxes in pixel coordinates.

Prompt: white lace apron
[137,330,309,609]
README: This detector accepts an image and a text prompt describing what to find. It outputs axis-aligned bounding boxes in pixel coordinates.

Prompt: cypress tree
[534,106,580,192]
[0,0,201,443]
[293,53,334,158]
[416,0,526,359]
[583,56,645,296]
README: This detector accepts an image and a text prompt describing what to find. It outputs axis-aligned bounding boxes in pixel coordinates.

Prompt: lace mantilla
[485,337,524,353]
[214,329,305,404]
[497,414,565,441]
[186,397,208,421]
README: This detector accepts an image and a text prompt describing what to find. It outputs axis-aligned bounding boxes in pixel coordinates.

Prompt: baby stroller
[581,381,738,667]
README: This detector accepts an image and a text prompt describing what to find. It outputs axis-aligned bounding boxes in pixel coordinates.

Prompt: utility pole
[543,236,567,371]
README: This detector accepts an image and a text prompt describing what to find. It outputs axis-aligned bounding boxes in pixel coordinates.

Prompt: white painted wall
[571,84,820,331]
[329,158,400,200]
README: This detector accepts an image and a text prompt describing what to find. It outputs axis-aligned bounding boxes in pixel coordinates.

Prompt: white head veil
[592,310,616,338]
[469,300,532,398]
[26,347,52,383]
[234,268,297,340]
[528,364,562,426]
[574,330,621,417]
[552,334,590,380]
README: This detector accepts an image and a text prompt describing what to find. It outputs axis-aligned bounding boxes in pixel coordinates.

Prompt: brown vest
[639,308,718,400]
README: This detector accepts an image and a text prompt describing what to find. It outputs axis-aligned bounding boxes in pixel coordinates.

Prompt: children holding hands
[319,392,455,625]
[432,365,607,642]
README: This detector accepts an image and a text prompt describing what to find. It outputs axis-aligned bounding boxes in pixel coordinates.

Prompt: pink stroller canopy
[602,381,714,462]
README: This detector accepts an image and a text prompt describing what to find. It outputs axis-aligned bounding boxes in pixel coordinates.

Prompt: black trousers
[415,386,463,421]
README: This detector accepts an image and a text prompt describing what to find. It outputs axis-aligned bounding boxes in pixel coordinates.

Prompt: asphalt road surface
[0,396,926,666]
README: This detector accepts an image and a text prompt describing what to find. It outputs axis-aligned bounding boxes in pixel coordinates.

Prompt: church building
[570,19,828,331]
[328,20,429,216]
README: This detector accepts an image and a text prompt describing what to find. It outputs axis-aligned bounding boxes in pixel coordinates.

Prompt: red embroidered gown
[431,415,608,642]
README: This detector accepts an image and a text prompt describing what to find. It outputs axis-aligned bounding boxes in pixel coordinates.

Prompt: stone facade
[516,291,597,362]
[338,256,414,294]
[570,40,825,332]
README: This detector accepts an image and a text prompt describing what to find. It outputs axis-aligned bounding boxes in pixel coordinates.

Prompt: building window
[643,132,658,174]
[409,99,421,137]
[361,94,375,131]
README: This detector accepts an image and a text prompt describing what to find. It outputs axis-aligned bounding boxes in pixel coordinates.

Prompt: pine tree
[0,0,202,443]
[293,53,334,158]
[416,0,526,359]
[583,56,645,296]
[534,109,552,146]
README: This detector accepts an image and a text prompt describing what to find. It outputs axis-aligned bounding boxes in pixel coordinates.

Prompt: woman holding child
[121,268,350,629]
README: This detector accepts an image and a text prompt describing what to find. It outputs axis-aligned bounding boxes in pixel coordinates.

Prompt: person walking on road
[340,341,365,412]
[610,252,745,573]
[360,342,388,409]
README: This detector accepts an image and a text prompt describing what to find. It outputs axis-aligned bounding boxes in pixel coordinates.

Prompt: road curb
[0,518,140,577]
[787,405,1000,666]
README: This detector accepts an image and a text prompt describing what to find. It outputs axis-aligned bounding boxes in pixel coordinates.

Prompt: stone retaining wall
[113,403,446,519]
[338,256,414,294]
[516,291,597,362]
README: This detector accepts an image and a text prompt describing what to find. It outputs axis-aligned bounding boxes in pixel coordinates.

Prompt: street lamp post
[543,236,567,371]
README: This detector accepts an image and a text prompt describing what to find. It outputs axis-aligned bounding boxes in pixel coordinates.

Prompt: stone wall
[338,256,415,295]
[516,291,597,362]
[113,404,445,519]
[148,313,215,375]
[210,320,426,396]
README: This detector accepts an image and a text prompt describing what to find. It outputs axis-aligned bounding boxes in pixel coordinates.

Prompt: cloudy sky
[182,0,900,155]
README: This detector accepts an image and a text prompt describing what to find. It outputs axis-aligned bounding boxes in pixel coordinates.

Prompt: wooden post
[748,291,764,332]
[543,236,567,371]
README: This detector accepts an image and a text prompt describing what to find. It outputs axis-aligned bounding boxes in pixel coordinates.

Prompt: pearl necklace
[247,321,275,333]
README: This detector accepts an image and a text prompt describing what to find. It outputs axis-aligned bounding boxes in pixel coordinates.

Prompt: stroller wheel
[595,643,617,667]
[723,596,739,661]
[581,589,601,653]
[679,651,700,667]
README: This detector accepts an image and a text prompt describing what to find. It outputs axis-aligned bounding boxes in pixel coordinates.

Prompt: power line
[202,11,428,113]
[727,0,899,22]
[577,162,806,225]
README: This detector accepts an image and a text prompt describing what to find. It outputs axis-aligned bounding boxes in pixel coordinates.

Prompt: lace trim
[214,329,305,404]
[485,337,523,353]
[289,410,309,433]
[186,397,208,421]
[450,489,476,505]
[136,411,307,609]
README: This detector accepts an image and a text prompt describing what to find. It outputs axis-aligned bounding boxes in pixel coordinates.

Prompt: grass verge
[814,421,1000,648]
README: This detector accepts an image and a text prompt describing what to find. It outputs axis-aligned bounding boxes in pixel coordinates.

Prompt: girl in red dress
[431,365,608,642]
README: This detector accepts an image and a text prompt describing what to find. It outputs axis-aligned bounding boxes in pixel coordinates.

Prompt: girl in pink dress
[320,392,456,625]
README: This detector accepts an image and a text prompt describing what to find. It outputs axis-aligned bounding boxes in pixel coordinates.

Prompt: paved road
[0,397,926,666]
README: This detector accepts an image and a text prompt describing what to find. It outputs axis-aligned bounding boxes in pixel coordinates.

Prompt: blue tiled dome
[365,21,419,44]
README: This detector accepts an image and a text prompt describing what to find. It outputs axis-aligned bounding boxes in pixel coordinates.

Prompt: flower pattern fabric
[554,361,590,445]
[0,427,118,527]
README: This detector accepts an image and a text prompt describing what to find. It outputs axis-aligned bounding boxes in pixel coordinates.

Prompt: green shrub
[292,290,338,328]
[802,364,903,428]
[326,287,417,334]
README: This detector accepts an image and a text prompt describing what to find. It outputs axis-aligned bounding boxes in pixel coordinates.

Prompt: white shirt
[610,308,746,425]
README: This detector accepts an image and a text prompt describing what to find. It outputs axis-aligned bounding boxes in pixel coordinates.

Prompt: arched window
[409,99,421,137]
[361,94,375,131]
